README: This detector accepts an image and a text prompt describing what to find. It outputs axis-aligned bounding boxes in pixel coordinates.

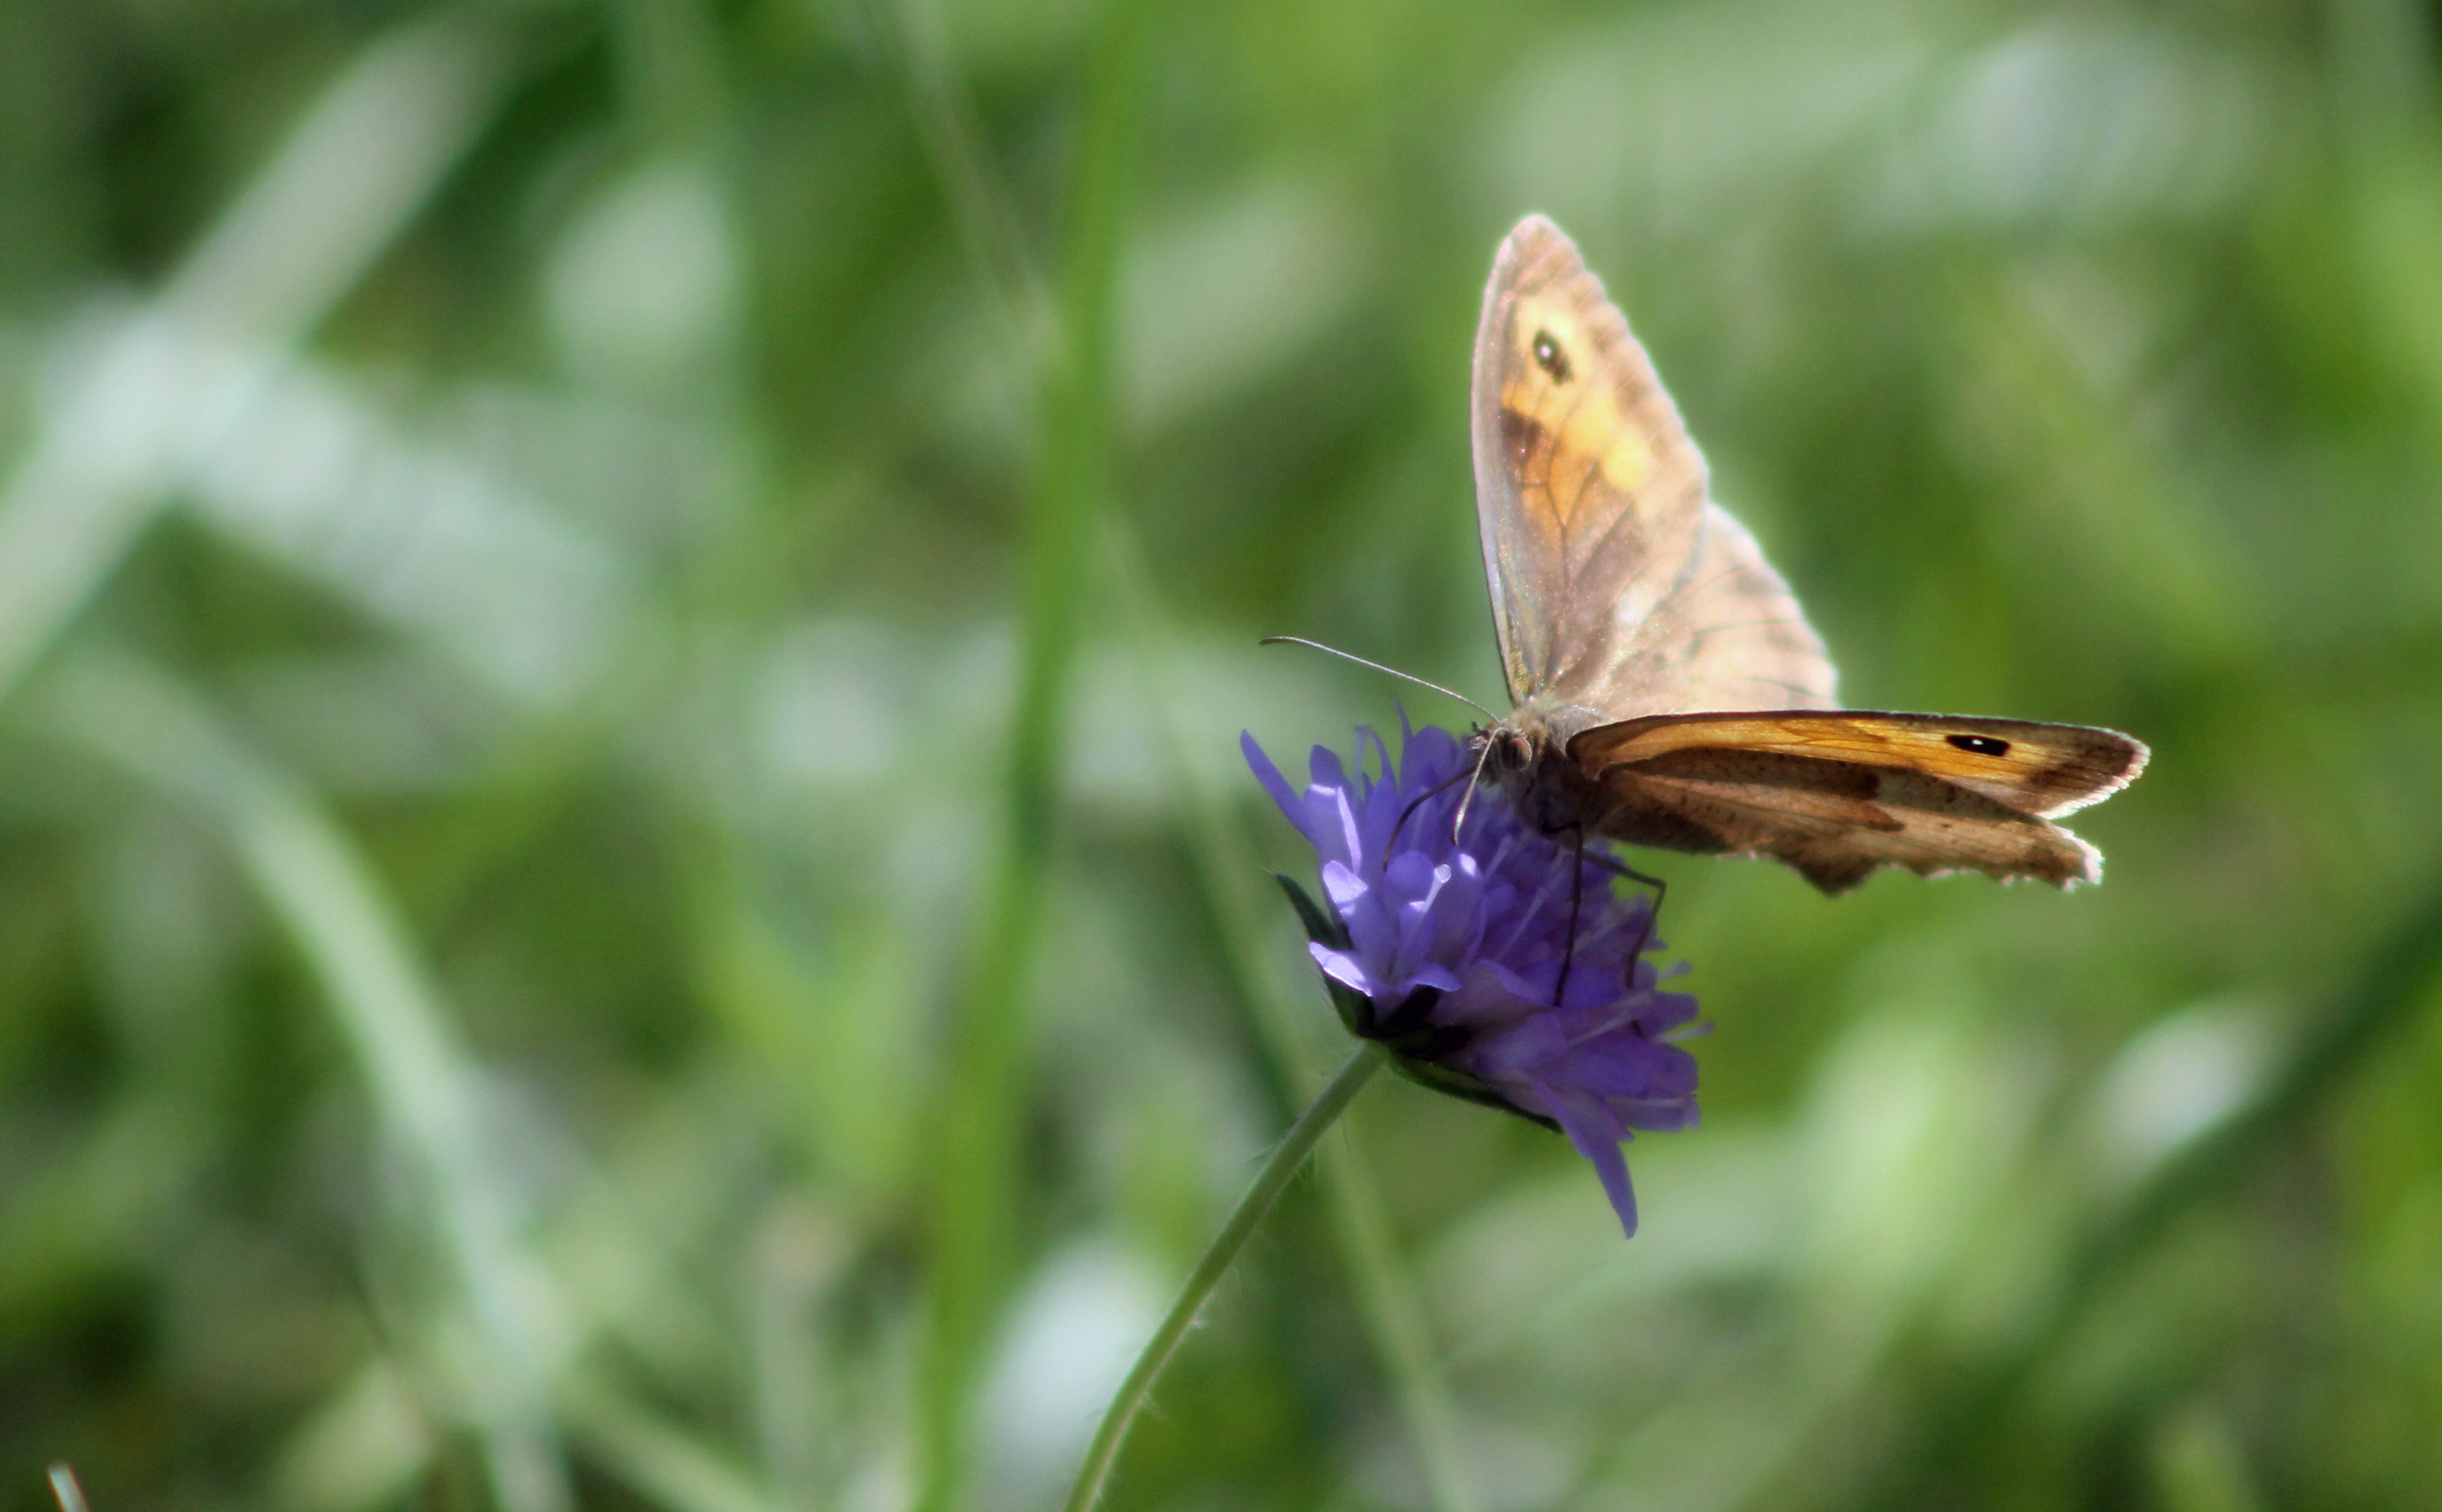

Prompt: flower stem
[1061,1044,1387,1512]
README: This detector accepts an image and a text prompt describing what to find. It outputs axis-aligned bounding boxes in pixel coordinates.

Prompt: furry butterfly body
[1469,217,2146,893]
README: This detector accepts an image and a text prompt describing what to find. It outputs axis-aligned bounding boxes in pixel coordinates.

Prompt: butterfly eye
[1531,330,1571,383]
[1946,733,2012,756]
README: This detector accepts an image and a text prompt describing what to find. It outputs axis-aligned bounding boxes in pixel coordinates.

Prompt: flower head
[1244,717,1701,1237]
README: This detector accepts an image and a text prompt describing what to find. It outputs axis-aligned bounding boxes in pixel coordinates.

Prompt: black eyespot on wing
[1947,733,2011,756]
[1532,329,1571,383]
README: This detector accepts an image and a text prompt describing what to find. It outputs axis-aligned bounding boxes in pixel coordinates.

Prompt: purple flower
[1244,718,1701,1237]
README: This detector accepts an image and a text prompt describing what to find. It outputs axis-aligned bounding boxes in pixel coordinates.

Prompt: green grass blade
[560,1375,791,1512]
[1317,1138,1481,1512]
[882,0,1053,361]
[41,652,571,1512]
[0,14,518,707]
[910,4,1152,1507]
[161,14,516,340]
[46,1464,91,1512]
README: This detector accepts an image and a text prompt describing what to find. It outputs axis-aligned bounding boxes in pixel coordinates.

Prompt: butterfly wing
[1471,216,1834,714]
[1621,502,1838,715]
[1568,711,2148,892]
[1472,217,1707,705]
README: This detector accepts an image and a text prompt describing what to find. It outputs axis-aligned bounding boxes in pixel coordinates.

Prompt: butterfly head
[1481,722,1537,778]
[1471,704,1611,838]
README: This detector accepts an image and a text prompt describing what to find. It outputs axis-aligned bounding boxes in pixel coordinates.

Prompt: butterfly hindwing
[1588,747,2105,893]
[1600,503,1839,715]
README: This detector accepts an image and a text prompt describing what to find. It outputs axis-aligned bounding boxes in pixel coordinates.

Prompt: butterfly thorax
[1475,700,1611,837]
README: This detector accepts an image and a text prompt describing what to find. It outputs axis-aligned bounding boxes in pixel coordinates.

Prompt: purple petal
[1532,1075,1640,1238]
[1411,961,1464,993]
[1241,732,1302,826]
[1312,943,1377,997]
[1541,1035,1699,1103]
[1320,860,1367,912]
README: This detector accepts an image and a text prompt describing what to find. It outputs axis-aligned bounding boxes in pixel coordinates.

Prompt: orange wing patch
[1498,296,1656,534]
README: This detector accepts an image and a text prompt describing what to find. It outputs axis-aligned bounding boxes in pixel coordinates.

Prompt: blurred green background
[5,0,2442,1508]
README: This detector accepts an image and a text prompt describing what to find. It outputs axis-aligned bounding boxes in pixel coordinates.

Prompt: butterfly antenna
[1259,637,1498,721]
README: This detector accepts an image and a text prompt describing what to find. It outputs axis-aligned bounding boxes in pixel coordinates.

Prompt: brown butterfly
[1461,216,2147,894]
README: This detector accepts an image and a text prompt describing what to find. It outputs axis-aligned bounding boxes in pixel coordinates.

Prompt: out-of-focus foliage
[3,0,2441,1509]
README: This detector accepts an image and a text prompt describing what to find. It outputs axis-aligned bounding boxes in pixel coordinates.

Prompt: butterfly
[1462,216,2147,894]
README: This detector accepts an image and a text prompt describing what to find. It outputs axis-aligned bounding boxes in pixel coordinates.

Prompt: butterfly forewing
[1471,217,1710,704]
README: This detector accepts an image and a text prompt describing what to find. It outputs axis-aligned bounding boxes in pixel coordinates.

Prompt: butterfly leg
[1625,868,1665,977]
[1580,848,1667,975]
[1383,766,1473,863]
[1554,824,1586,1007]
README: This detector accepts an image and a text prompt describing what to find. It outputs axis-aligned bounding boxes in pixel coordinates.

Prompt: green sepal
[1269,871,1560,1135]
[1273,872,1373,1037]
[1272,871,1349,949]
